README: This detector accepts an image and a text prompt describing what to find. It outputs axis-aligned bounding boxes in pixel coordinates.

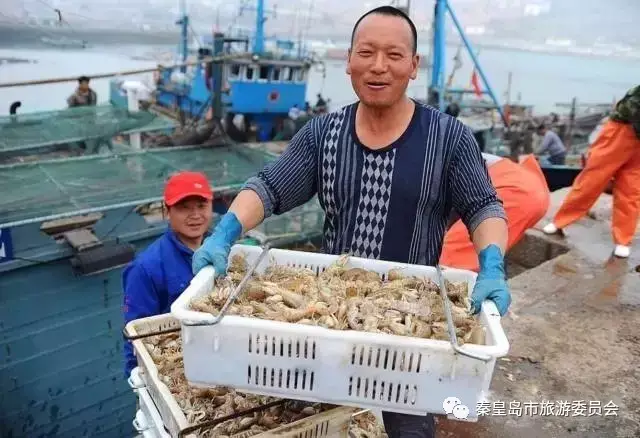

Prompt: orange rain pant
[439,155,550,272]
[551,120,640,246]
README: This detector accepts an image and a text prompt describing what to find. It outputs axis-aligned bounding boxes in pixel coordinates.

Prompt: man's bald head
[350,6,418,55]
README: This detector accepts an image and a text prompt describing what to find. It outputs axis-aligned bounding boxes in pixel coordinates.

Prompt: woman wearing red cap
[122,171,214,377]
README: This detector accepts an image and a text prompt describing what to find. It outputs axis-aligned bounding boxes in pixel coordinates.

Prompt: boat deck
[437,188,640,437]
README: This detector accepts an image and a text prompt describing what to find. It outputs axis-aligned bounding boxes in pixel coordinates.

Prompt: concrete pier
[437,188,640,437]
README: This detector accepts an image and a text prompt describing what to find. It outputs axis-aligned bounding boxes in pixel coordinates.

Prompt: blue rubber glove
[192,212,243,275]
[470,244,511,316]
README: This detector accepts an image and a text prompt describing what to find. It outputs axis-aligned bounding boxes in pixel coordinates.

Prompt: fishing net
[247,197,325,246]
[0,105,159,153]
[0,145,274,226]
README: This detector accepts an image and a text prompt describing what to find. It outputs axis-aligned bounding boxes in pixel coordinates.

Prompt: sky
[2,0,639,48]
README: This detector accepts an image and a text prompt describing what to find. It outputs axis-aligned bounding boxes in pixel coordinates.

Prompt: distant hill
[0,23,179,48]
[484,0,639,46]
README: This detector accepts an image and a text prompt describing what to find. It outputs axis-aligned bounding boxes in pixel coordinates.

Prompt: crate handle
[436,265,492,363]
[127,369,145,389]
[351,409,371,418]
[179,244,271,327]
[133,413,148,432]
[122,323,180,341]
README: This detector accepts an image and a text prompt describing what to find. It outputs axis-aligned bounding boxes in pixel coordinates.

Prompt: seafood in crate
[170,245,509,419]
[190,253,481,343]
[348,412,388,438]
[134,325,356,437]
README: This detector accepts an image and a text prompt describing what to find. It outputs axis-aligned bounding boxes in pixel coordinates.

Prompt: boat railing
[0,53,246,89]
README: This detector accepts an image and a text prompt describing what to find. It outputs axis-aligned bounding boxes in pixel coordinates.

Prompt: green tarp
[0,145,274,227]
[0,105,160,153]
[247,197,324,246]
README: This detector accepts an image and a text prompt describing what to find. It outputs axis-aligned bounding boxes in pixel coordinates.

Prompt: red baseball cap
[164,171,213,206]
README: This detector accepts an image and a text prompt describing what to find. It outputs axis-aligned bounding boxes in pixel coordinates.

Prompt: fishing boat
[109,0,317,142]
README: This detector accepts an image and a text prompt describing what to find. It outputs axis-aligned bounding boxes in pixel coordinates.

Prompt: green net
[0,105,159,153]
[0,145,275,226]
[247,197,325,246]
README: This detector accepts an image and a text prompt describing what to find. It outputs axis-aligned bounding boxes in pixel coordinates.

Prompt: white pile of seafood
[190,254,478,343]
[144,333,346,437]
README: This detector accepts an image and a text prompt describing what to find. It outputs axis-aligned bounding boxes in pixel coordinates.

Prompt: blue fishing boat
[110,0,316,142]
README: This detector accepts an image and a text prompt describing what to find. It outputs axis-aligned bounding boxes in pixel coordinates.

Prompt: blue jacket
[122,228,196,377]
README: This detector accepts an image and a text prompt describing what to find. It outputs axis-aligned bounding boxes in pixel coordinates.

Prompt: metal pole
[445,0,508,127]
[124,84,142,149]
[567,97,576,149]
[0,54,245,88]
[180,0,189,71]
[212,33,225,119]
[429,0,446,111]
[254,0,265,54]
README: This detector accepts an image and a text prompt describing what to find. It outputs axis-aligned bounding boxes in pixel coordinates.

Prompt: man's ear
[410,54,420,80]
[346,49,352,75]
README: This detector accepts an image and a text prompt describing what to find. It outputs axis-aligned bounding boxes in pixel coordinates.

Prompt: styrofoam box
[171,245,510,421]
[126,314,359,438]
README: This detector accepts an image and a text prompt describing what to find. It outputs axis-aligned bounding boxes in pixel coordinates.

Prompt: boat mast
[254,0,265,54]
[178,0,189,71]
[429,0,508,127]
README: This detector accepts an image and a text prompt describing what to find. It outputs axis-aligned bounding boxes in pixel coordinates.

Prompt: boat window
[246,66,255,81]
[259,65,270,81]
[288,67,297,82]
[280,67,291,81]
[229,64,241,79]
[296,68,306,82]
[271,67,281,81]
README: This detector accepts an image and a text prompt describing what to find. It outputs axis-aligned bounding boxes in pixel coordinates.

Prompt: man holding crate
[193,6,511,437]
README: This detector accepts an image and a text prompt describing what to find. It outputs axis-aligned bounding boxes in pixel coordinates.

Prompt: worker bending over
[441,153,550,271]
[191,7,511,438]
[122,172,214,377]
[535,123,566,165]
[543,85,640,258]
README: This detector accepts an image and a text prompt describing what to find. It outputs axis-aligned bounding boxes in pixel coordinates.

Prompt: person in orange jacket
[440,153,550,272]
[542,85,640,258]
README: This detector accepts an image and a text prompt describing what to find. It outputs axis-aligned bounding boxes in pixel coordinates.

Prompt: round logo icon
[442,396,470,420]
[268,91,279,102]
[452,404,470,420]
[442,397,461,414]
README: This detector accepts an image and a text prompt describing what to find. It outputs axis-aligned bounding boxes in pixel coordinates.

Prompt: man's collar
[166,228,209,255]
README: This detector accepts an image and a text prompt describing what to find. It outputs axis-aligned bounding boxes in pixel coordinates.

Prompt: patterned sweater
[245,101,506,266]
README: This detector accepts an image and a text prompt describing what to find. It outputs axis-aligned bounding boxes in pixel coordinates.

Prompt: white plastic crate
[171,245,510,421]
[125,314,359,438]
[134,385,172,438]
[129,367,146,390]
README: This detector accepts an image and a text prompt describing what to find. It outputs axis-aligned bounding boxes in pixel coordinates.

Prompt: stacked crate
[126,315,361,437]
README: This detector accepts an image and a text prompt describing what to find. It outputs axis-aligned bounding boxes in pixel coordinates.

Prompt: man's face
[79,80,90,92]
[347,14,419,109]
[167,196,213,240]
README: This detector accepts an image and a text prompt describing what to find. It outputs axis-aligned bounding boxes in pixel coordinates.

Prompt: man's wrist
[478,244,506,278]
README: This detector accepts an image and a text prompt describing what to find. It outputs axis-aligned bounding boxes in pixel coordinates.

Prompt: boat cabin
[224,58,309,114]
